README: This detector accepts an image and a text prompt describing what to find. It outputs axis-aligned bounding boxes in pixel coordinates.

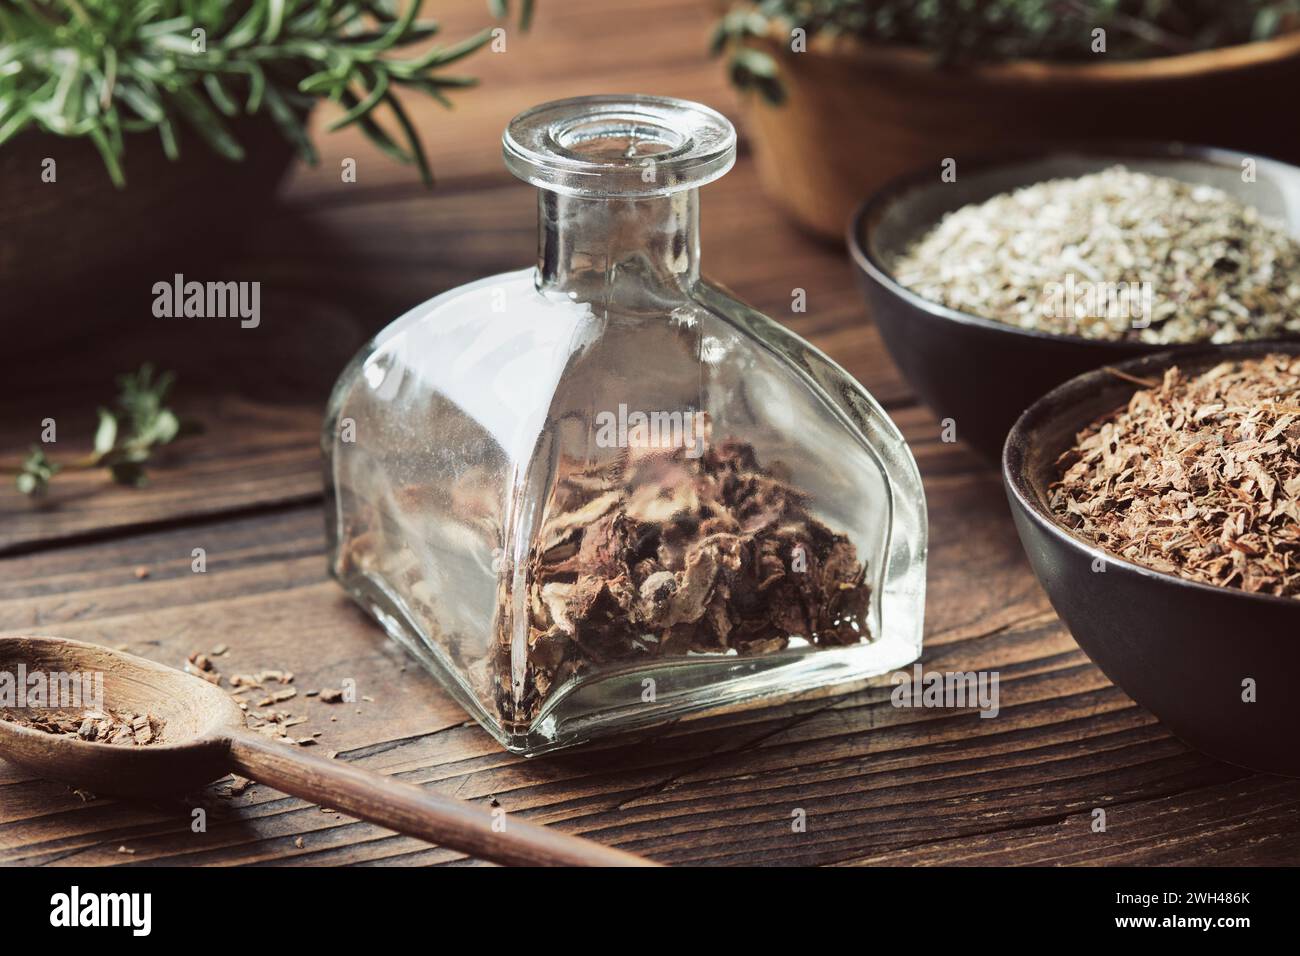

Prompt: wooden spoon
[0,636,655,867]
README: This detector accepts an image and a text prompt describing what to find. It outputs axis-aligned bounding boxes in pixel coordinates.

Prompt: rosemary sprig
[487,0,535,31]
[0,1,532,187]
[11,364,200,495]
[712,0,1300,104]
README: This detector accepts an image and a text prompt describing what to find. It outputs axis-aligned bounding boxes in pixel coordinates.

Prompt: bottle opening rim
[503,95,737,199]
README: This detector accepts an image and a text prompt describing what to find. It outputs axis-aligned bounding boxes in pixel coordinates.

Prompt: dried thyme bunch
[1051,355,1300,597]
[892,167,1300,345]
[499,436,872,723]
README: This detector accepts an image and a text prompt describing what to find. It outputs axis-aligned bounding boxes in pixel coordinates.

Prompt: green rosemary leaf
[157,110,178,159]
[222,6,267,49]
[169,86,244,160]
[261,81,317,163]
[0,103,31,147]
[99,44,117,110]
[390,27,492,75]
[412,73,478,88]
[342,22,441,46]
[346,92,414,164]
[138,16,193,39]
[147,32,202,55]
[327,68,389,131]
[297,70,344,96]
[489,0,534,30]
[352,0,423,51]
[403,77,452,108]
[381,87,431,185]
[202,72,239,116]
[243,61,267,112]
[263,0,287,45]
[116,80,165,123]
[87,124,126,186]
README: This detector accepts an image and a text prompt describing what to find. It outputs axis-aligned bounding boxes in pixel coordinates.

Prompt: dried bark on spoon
[0,636,655,867]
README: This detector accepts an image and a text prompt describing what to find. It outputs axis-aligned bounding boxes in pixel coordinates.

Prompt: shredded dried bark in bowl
[497,438,872,724]
[1050,354,1300,597]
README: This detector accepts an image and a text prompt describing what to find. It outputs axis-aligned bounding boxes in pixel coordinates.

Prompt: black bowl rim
[846,140,1300,352]
[1002,340,1300,611]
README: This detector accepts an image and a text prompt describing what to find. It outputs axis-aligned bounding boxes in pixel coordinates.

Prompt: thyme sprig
[12,364,200,495]
[0,1,532,187]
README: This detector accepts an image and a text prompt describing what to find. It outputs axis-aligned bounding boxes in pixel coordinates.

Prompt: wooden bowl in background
[742,28,1300,240]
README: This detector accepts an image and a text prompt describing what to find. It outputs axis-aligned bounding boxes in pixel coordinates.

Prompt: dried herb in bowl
[893,167,1300,345]
[1050,354,1300,597]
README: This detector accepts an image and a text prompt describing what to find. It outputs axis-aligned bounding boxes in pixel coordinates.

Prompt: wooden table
[3,0,1298,867]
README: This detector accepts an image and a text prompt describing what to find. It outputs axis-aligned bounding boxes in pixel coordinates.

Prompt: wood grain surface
[2,0,1297,866]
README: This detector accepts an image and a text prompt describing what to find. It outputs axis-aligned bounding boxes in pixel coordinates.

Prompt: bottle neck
[535,188,700,308]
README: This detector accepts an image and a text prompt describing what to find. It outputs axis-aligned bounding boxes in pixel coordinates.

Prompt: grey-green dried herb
[498,437,872,724]
[1050,354,1300,597]
[893,167,1300,344]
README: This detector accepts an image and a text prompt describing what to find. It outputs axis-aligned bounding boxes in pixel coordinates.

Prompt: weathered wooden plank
[6,0,1295,869]
[0,398,324,555]
[5,437,1293,866]
[840,775,1300,866]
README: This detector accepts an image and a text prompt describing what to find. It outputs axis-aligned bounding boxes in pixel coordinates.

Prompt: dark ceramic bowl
[849,143,1300,463]
[1004,341,1300,777]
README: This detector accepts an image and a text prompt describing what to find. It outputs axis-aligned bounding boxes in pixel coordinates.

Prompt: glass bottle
[323,95,927,755]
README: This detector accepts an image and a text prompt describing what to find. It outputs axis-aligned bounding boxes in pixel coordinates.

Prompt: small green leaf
[326,70,389,131]
[94,408,119,457]
[16,445,60,496]
[149,409,180,445]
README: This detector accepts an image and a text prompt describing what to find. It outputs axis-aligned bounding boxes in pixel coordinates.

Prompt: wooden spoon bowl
[0,636,655,866]
[0,635,243,797]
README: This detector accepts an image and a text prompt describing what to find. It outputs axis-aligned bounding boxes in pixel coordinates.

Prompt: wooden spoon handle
[226,728,656,867]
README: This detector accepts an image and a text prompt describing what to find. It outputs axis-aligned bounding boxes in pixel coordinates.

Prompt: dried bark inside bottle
[496,437,873,724]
